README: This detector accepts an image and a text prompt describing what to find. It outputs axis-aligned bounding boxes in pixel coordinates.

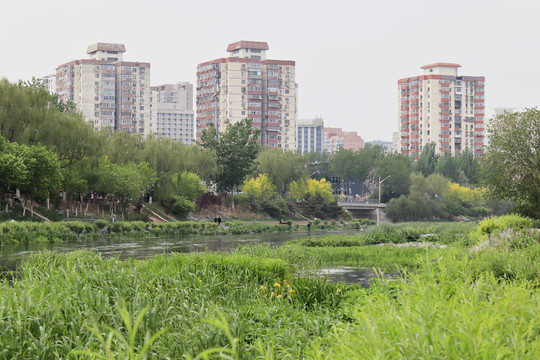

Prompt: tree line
[1,79,538,220]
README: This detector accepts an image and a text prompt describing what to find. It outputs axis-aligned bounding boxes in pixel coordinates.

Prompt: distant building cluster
[37,42,494,154]
[39,43,195,143]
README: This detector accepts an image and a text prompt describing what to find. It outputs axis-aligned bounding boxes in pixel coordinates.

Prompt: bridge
[338,200,387,221]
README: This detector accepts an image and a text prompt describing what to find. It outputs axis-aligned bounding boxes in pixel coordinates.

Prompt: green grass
[1,219,538,359]
[306,246,540,359]
[0,220,298,245]
[0,250,344,359]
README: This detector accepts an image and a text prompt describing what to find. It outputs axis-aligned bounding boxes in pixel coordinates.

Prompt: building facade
[150,82,195,144]
[56,43,152,135]
[324,127,364,153]
[196,41,297,149]
[36,74,57,94]
[297,118,324,154]
[398,63,485,158]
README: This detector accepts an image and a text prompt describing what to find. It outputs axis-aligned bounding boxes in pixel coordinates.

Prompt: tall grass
[0,250,342,359]
[302,244,540,359]
[1,218,538,358]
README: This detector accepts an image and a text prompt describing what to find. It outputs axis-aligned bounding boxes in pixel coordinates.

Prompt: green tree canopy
[256,149,306,195]
[374,152,413,202]
[482,108,540,218]
[417,142,439,177]
[199,119,261,209]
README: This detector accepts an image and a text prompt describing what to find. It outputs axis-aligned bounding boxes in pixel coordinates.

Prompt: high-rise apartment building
[196,41,297,149]
[398,63,485,158]
[297,118,324,154]
[324,127,364,153]
[150,82,195,144]
[36,74,57,94]
[56,43,151,135]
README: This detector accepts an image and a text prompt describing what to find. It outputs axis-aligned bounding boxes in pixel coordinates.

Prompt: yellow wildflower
[277,295,282,299]
[289,289,295,294]
[274,282,281,288]
[336,288,341,293]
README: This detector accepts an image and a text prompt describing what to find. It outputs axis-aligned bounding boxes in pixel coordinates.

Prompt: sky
[1,0,539,142]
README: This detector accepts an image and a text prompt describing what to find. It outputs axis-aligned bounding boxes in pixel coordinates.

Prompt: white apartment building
[196,41,297,150]
[398,63,485,158]
[36,74,57,94]
[150,83,195,144]
[56,43,151,135]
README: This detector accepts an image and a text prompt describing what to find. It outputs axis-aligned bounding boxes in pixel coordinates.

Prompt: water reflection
[0,230,361,272]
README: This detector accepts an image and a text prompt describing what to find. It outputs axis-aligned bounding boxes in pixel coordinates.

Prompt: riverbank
[1,218,538,358]
[0,218,374,246]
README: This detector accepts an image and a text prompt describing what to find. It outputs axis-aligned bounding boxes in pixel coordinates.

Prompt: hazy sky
[1,0,539,141]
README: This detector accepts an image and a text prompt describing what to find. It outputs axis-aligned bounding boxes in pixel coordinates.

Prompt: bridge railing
[338,197,380,205]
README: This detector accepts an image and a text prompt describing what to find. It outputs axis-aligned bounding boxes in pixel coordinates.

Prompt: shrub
[171,195,195,217]
[260,197,290,219]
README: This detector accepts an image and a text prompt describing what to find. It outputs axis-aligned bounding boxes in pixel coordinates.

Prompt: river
[1,229,398,286]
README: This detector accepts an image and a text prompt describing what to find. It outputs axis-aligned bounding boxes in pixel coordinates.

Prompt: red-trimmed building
[196,41,297,149]
[56,43,151,135]
[398,63,485,158]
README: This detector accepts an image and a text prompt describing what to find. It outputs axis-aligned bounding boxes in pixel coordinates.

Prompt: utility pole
[377,175,390,225]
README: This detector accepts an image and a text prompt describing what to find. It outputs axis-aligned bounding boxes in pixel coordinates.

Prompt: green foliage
[297,194,344,220]
[199,119,261,194]
[0,79,103,168]
[0,135,62,201]
[171,195,195,217]
[349,218,376,229]
[317,246,540,359]
[482,108,540,218]
[477,214,534,237]
[435,151,461,183]
[374,152,413,202]
[260,196,290,219]
[0,220,300,245]
[256,149,307,195]
[96,158,157,208]
[416,142,438,176]
[387,173,492,222]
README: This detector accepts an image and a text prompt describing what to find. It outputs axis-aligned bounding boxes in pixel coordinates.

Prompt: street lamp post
[377,175,390,225]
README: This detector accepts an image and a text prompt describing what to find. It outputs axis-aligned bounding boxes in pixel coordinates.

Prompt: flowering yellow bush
[290,178,334,201]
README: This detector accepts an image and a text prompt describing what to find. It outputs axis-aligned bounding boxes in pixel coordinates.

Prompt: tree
[354,144,386,182]
[435,152,460,183]
[242,174,277,201]
[290,178,334,201]
[96,159,157,213]
[305,151,332,181]
[199,119,261,210]
[330,148,356,180]
[373,152,413,202]
[482,108,540,218]
[23,144,63,202]
[0,135,29,200]
[174,171,206,201]
[256,149,306,195]
[416,142,439,177]
[457,149,479,185]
